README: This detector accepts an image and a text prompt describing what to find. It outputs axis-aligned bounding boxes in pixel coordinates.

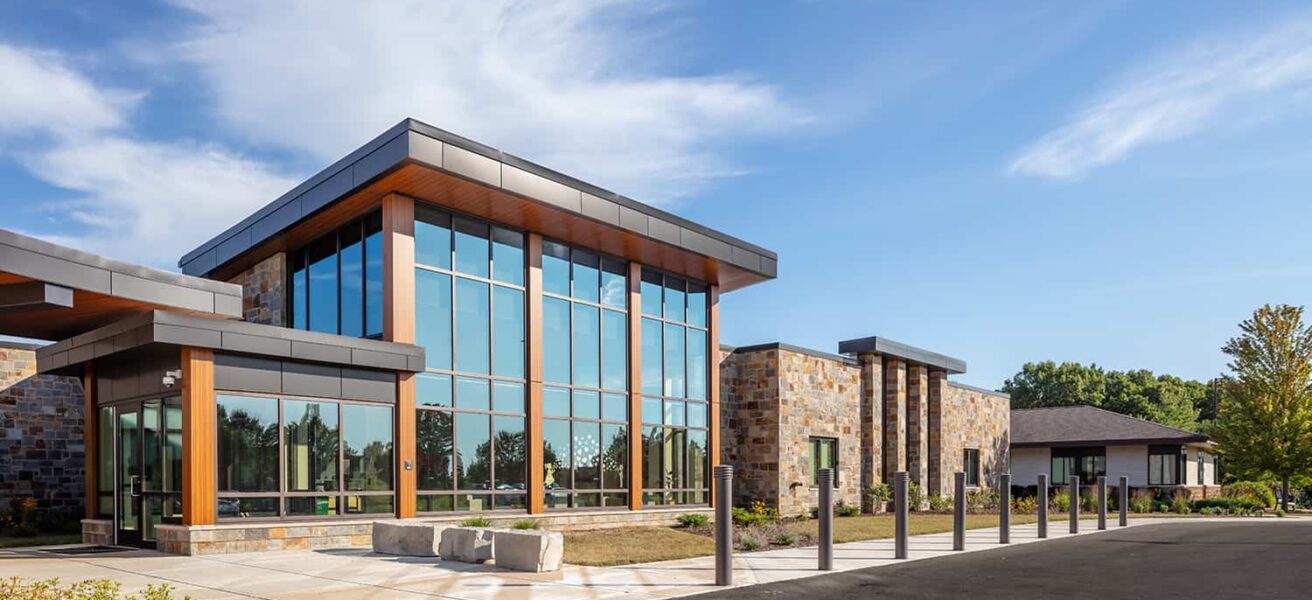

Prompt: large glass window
[541,241,630,509]
[217,394,393,519]
[1148,445,1183,486]
[288,212,384,338]
[414,204,527,513]
[640,268,710,506]
[1051,447,1105,485]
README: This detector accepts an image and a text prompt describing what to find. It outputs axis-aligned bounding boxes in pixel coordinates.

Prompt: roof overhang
[837,335,966,374]
[1012,436,1211,449]
[0,230,242,341]
[38,310,425,377]
[179,119,777,292]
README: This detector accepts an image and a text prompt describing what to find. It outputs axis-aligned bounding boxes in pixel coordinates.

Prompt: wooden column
[527,234,546,514]
[181,347,215,526]
[82,363,97,519]
[383,193,417,518]
[627,263,644,510]
[708,285,721,507]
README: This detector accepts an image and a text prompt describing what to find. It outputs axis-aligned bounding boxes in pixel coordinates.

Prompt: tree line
[1001,362,1221,433]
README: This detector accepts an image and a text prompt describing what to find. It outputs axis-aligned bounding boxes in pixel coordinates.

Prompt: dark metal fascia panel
[730,342,858,366]
[837,336,967,374]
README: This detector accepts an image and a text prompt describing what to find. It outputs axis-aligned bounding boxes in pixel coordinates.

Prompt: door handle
[130,475,142,497]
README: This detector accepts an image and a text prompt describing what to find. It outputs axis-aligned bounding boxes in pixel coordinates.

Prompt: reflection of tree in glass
[346,440,393,490]
[463,430,527,490]
[285,405,338,491]
[543,440,563,489]
[602,426,628,487]
[217,405,278,491]
[416,411,453,489]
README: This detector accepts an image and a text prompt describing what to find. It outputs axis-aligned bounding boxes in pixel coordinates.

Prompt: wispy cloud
[1009,16,1312,179]
[0,44,296,265]
[166,0,805,206]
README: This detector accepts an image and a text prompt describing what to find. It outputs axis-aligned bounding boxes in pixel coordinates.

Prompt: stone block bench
[439,526,496,563]
[372,520,445,556]
[493,529,564,573]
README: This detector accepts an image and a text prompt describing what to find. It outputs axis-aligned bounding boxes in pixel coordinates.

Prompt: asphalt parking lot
[692,520,1312,600]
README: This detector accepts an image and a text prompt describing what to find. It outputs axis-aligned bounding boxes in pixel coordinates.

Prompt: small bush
[1130,489,1154,514]
[1052,491,1071,512]
[1170,490,1191,514]
[907,483,925,510]
[928,494,953,513]
[1223,482,1277,509]
[1080,490,1098,513]
[676,513,709,528]
[1277,509,1286,518]
[460,516,493,527]
[738,534,765,551]
[1011,496,1037,514]
[836,503,861,517]
[1191,498,1262,514]
[774,532,799,545]
[865,483,892,512]
[732,504,779,526]
[968,489,1000,514]
[511,519,541,530]
[0,578,188,600]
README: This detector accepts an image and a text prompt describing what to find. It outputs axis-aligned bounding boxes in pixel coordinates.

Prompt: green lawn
[0,533,81,549]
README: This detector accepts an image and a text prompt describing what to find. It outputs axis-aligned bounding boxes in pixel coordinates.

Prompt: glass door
[116,407,142,546]
[114,397,184,547]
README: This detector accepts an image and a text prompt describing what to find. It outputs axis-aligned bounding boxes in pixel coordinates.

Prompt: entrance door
[116,407,142,546]
[114,398,183,547]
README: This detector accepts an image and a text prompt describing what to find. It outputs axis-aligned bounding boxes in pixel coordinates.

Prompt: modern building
[0,118,779,554]
[720,338,1011,517]
[1010,405,1218,495]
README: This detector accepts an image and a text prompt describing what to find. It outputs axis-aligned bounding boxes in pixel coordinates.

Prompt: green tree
[1003,362,1202,431]
[1214,304,1312,511]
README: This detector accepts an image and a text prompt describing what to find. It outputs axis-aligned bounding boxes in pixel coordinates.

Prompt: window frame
[963,448,981,487]
[287,211,384,339]
[1147,444,1184,486]
[1051,446,1106,485]
[809,437,839,489]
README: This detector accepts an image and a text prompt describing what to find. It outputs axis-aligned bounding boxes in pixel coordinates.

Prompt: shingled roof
[1011,405,1211,448]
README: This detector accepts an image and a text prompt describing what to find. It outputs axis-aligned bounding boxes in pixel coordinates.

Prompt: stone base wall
[775,349,863,516]
[934,383,1010,495]
[82,518,113,546]
[720,349,781,509]
[228,252,286,326]
[0,345,85,515]
[155,508,712,555]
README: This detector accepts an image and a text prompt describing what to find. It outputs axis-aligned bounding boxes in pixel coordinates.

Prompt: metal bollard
[999,473,1011,544]
[818,468,834,571]
[894,472,909,559]
[1119,476,1129,527]
[953,472,966,551]
[1037,473,1048,539]
[714,465,733,586]
[1069,476,1080,534]
[1097,476,1107,530]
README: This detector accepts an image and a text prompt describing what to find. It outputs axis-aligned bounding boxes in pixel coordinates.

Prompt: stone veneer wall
[775,349,863,516]
[228,252,286,326]
[933,382,1010,495]
[0,345,85,514]
[858,354,883,498]
[719,348,781,508]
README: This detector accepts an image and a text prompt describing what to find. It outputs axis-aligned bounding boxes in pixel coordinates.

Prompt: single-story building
[1010,405,1218,496]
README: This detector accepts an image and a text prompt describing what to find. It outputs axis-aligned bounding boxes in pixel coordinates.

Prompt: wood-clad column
[181,347,215,526]
[527,234,546,514]
[627,263,644,510]
[708,285,721,508]
[83,363,97,519]
[383,193,417,518]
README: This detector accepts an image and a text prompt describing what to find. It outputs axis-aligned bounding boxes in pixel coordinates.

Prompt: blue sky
[3,1,1312,389]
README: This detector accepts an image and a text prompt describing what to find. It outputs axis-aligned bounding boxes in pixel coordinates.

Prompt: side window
[809,437,838,488]
[963,449,981,487]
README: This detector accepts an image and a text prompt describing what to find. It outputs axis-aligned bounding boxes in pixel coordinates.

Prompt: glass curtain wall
[289,211,384,338]
[413,205,528,512]
[541,241,629,510]
[640,269,710,505]
[216,394,394,519]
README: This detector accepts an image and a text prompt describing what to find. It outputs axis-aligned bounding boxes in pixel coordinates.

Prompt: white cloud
[167,0,803,205]
[0,44,296,266]
[1009,17,1312,179]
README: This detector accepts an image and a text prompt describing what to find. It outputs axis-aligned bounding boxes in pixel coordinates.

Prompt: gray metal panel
[442,142,501,187]
[351,348,408,370]
[836,336,967,374]
[182,249,217,277]
[214,353,283,394]
[731,247,763,272]
[618,206,648,235]
[214,293,243,318]
[409,132,443,167]
[0,281,74,310]
[153,323,222,349]
[340,368,395,403]
[252,200,302,242]
[502,165,581,212]
[291,340,353,364]
[282,361,342,398]
[215,227,252,266]
[760,257,778,278]
[407,354,426,372]
[222,331,292,357]
[0,239,112,293]
[300,168,353,217]
[580,193,620,226]
[353,133,410,187]
[111,273,215,313]
[647,219,681,245]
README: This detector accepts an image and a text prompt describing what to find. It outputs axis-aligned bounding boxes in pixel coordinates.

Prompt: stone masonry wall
[858,353,883,493]
[883,358,907,480]
[775,349,863,516]
[906,365,929,489]
[934,382,1010,496]
[0,345,85,514]
[228,252,286,326]
[719,349,781,508]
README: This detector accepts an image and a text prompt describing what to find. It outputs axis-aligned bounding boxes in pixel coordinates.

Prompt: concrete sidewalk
[0,517,1241,599]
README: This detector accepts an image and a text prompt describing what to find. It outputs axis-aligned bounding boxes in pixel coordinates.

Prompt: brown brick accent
[227,252,286,326]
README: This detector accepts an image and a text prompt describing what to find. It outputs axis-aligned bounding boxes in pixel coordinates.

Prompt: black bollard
[1097,476,1107,531]
[1037,473,1048,539]
[714,465,733,586]
[1069,476,1080,534]
[818,468,834,571]
[895,472,909,559]
[1000,473,1011,544]
[1119,476,1129,527]
[953,472,966,551]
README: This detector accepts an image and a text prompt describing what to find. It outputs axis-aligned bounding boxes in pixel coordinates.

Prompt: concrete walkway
[0,517,1240,599]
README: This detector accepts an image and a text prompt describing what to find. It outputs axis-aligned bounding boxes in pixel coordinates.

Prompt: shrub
[732,505,779,526]
[1223,482,1277,509]
[738,534,765,551]
[908,483,926,511]
[511,519,541,530]
[1052,491,1070,512]
[0,578,187,600]
[1156,503,1170,513]
[836,503,861,517]
[967,489,1000,514]
[1277,509,1287,518]
[676,513,709,528]
[1011,496,1037,514]
[928,495,953,513]
[1171,490,1191,514]
[1080,490,1098,513]
[1130,489,1154,514]
[774,531,799,545]
[460,516,493,527]
[1191,498,1262,514]
[865,483,892,512]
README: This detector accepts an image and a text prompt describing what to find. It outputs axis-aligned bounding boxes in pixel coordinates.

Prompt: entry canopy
[0,229,242,341]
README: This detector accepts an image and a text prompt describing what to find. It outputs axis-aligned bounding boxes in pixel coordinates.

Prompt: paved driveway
[691,520,1312,600]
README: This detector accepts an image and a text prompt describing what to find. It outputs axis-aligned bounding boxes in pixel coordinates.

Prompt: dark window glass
[456,412,492,490]
[686,328,707,401]
[572,304,600,388]
[663,324,685,397]
[964,449,981,487]
[643,426,663,489]
[217,395,279,492]
[494,416,526,490]
[543,297,571,384]
[600,258,627,308]
[544,386,570,417]
[415,207,452,269]
[307,235,339,334]
[1148,445,1181,485]
[602,424,627,489]
[97,407,114,495]
[416,270,452,370]
[640,270,662,316]
[455,376,490,411]
[573,390,600,420]
[286,496,338,517]
[218,497,278,519]
[573,421,601,489]
[345,495,394,515]
[809,437,838,488]
[572,250,600,302]
[688,429,708,493]
[416,373,452,408]
[343,404,393,491]
[417,494,454,512]
[493,286,524,378]
[491,227,524,286]
[456,494,491,511]
[1052,455,1074,483]
[364,212,384,337]
[493,381,524,413]
[542,241,571,296]
[455,278,490,374]
[417,410,453,490]
[284,400,339,493]
[454,218,489,278]
[601,309,627,391]
[686,282,707,327]
[291,253,307,330]
[602,393,627,422]
[641,319,662,395]
[339,223,364,337]
[543,419,572,491]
